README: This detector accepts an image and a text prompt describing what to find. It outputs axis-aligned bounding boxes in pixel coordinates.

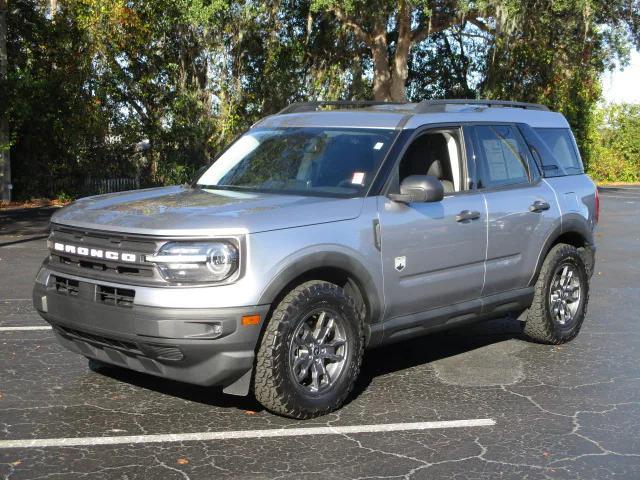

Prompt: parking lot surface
[1,188,639,479]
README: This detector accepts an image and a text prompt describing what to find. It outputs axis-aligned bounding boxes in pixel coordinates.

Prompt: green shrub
[56,191,74,204]
[587,104,640,183]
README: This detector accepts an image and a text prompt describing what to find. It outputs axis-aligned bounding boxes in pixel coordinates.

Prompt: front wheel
[253,280,364,419]
[524,243,589,344]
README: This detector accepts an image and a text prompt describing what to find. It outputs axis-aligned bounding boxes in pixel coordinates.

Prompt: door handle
[456,210,481,222]
[529,200,550,212]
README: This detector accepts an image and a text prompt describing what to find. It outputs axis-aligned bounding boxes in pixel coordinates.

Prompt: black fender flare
[257,251,383,327]
[529,213,595,286]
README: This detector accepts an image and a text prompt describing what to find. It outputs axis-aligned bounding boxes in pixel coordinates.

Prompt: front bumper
[32,268,270,392]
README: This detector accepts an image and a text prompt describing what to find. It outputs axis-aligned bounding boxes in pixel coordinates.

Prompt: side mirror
[388,175,444,204]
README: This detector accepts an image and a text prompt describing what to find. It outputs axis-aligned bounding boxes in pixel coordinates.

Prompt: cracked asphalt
[1,187,639,479]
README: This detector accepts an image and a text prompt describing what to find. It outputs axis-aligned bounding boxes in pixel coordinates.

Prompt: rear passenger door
[469,124,560,296]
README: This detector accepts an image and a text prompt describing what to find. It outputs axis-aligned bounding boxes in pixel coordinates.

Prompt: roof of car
[255,100,570,130]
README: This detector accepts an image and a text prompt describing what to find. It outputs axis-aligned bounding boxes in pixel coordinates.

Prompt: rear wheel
[524,244,589,344]
[253,280,364,419]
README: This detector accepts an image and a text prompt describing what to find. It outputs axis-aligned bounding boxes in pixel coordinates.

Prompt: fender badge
[394,256,406,272]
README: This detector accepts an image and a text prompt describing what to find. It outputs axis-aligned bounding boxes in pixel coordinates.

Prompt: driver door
[377,127,487,324]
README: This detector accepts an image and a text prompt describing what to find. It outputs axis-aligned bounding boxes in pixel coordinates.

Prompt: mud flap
[222,368,253,396]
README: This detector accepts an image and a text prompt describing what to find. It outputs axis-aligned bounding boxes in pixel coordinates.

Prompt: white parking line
[0,418,495,449]
[0,326,52,331]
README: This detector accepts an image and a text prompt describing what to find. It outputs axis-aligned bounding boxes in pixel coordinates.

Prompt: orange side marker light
[241,314,261,326]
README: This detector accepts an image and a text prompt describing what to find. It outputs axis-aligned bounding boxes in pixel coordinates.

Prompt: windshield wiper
[197,184,255,191]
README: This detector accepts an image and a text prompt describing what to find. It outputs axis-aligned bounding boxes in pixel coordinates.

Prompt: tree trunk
[389,0,411,102]
[370,18,391,101]
[335,2,468,102]
[349,51,365,99]
[0,0,11,202]
[367,1,421,102]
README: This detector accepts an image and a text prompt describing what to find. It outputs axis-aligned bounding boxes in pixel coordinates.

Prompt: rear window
[534,128,584,176]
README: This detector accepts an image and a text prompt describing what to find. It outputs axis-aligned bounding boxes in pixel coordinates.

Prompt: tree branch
[468,18,495,35]
[412,12,454,43]
[333,7,371,43]
[411,9,486,44]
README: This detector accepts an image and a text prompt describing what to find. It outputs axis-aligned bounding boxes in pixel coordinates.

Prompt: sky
[601,50,640,104]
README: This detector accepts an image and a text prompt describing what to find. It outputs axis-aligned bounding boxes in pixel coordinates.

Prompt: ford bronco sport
[33,99,597,418]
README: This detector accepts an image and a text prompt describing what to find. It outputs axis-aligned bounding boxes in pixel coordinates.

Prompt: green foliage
[56,191,74,203]
[407,26,485,100]
[587,104,640,182]
[3,0,640,199]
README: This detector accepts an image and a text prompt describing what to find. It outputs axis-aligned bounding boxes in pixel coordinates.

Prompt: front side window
[474,125,530,189]
[197,127,397,197]
[398,129,466,193]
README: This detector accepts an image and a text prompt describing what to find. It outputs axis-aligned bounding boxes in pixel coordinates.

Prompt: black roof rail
[276,99,550,115]
[277,101,405,114]
[414,99,549,113]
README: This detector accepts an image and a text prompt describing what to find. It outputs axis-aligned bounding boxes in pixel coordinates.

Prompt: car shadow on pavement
[88,361,266,413]
[350,315,528,403]
[88,316,527,416]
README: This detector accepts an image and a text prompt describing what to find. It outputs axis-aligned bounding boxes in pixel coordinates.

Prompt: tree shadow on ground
[0,207,57,237]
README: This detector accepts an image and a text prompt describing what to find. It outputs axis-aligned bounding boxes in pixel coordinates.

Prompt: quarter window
[534,128,584,175]
[474,125,530,189]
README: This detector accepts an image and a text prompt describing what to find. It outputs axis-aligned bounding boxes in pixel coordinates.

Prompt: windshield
[196,127,397,197]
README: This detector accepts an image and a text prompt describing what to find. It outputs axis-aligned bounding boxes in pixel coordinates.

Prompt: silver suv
[33,100,598,418]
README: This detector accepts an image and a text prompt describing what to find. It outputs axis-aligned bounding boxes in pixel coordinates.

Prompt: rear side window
[474,125,530,189]
[534,128,584,176]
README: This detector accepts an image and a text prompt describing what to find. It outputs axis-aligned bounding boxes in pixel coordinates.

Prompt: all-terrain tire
[523,243,589,344]
[253,280,364,419]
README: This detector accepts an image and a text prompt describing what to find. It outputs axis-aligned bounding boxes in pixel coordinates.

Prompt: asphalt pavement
[0,188,639,479]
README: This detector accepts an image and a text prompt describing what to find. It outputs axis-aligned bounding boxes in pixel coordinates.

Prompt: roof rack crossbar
[414,99,549,113]
[277,101,405,115]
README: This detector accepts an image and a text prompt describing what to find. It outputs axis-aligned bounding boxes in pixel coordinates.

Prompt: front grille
[48,226,164,285]
[96,285,135,308]
[54,276,80,296]
[49,274,136,309]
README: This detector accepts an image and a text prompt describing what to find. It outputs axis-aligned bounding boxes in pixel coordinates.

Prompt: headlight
[147,241,239,284]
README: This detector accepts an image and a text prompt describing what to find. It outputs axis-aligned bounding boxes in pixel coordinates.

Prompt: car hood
[51,186,365,236]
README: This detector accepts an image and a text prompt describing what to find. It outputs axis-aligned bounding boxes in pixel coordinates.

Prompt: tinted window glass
[197,127,396,197]
[534,128,583,175]
[398,130,465,193]
[475,125,530,188]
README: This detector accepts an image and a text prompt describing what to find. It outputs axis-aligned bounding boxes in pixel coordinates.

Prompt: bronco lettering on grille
[53,242,137,263]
